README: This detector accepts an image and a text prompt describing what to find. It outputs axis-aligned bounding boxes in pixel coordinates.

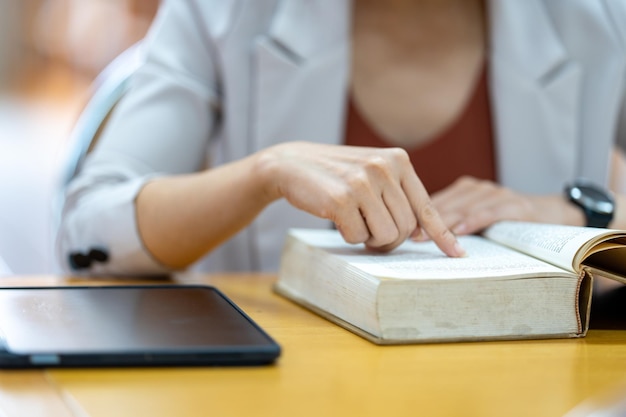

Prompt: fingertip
[453,240,467,258]
[430,225,466,257]
[436,229,465,258]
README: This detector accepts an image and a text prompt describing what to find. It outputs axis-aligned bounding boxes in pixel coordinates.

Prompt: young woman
[58,0,626,274]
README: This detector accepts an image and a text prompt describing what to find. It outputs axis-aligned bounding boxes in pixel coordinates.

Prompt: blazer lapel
[490,0,626,192]
[565,0,626,184]
[251,0,351,152]
[489,0,582,193]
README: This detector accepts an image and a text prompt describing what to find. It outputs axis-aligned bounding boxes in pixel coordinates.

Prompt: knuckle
[340,226,369,244]
[367,235,397,250]
[317,205,333,221]
[345,170,370,192]
[366,223,400,247]
[456,175,476,186]
[385,148,413,176]
[330,186,353,207]
[394,215,418,242]
[381,228,401,246]
[429,226,455,243]
[418,201,439,222]
[386,147,410,164]
[456,176,495,191]
[319,187,352,219]
[367,240,402,253]
[363,155,391,176]
[343,233,365,245]
[404,216,418,235]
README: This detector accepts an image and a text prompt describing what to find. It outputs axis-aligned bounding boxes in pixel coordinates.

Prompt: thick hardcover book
[276,221,626,344]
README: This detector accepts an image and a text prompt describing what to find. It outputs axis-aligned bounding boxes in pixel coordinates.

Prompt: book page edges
[577,270,593,337]
[273,281,589,345]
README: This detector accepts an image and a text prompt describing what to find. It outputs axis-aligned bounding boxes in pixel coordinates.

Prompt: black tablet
[0,285,280,368]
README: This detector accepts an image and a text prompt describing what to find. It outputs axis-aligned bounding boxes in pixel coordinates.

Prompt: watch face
[570,184,615,214]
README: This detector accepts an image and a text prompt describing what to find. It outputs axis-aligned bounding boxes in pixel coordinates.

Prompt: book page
[289,230,572,281]
[483,221,615,273]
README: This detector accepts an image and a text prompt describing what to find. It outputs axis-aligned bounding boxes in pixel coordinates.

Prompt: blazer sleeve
[57,0,223,275]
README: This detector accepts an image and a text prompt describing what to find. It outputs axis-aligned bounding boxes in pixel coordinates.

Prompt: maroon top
[344,65,497,194]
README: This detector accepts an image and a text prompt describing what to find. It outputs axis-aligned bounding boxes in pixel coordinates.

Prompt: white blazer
[59,0,626,274]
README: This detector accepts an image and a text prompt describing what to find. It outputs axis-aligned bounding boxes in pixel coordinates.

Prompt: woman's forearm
[136,152,276,269]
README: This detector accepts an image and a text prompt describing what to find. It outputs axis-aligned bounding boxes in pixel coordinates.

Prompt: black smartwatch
[564,180,615,228]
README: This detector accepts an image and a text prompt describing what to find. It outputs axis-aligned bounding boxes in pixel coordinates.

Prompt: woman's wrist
[561,195,587,226]
[529,195,586,226]
[252,143,293,204]
[608,193,625,229]
[557,194,586,226]
[252,142,306,204]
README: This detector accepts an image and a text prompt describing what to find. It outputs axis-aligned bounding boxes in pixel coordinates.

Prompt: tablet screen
[0,285,280,367]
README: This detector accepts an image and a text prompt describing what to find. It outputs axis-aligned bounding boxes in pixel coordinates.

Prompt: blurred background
[0,0,159,275]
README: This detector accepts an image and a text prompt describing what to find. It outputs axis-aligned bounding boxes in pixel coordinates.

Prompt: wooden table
[0,273,625,417]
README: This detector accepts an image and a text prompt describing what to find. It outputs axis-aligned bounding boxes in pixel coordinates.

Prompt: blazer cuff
[59,176,171,276]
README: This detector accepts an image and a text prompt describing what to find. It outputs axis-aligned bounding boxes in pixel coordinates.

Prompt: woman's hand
[257,142,465,257]
[430,176,586,236]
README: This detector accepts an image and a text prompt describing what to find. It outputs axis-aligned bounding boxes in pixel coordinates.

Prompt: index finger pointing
[404,176,466,258]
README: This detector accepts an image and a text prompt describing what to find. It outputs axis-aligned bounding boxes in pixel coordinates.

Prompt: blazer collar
[268,0,351,61]
[267,0,565,78]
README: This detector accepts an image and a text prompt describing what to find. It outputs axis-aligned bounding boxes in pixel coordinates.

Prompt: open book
[275,221,626,344]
